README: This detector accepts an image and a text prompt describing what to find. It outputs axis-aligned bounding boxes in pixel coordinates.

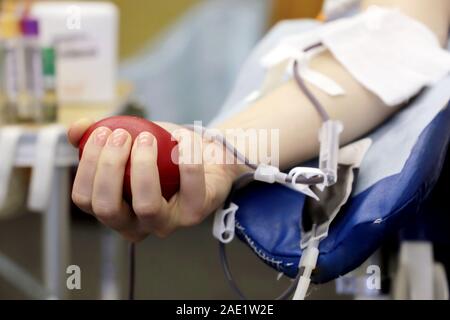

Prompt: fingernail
[137,132,154,147]
[94,127,111,147]
[109,129,128,147]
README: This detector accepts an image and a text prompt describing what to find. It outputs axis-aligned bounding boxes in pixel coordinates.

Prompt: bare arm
[218,0,450,172]
[68,0,450,240]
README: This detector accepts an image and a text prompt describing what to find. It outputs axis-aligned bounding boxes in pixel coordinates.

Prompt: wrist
[204,137,253,184]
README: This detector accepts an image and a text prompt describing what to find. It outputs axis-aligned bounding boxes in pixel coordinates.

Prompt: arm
[68,0,450,241]
[218,0,450,172]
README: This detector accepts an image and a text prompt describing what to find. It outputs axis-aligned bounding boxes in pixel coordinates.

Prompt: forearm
[216,0,449,173]
[217,51,395,170]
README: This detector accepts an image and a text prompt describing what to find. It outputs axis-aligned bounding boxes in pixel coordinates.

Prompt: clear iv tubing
[2,38,20,121]
[293,59,329,122]
[183,125,325,185]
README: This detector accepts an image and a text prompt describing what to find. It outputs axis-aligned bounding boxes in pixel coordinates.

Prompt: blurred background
[0,0,354,300]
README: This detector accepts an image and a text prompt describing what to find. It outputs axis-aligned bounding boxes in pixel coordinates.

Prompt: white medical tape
[262,7,450,105]
[262,48,345,97]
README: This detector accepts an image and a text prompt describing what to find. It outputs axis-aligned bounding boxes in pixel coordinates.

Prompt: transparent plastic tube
[41,46,57,123]
[2,37,20,123]
[21,17,44,123]
[0,11,22,124]
[319,120,343,186]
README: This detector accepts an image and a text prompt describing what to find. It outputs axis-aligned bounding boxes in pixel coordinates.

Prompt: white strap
[28,125,67,212]
[0,127,24,209]
[301,67,346,97]
[294,53,346,97]
[262,45,345,97]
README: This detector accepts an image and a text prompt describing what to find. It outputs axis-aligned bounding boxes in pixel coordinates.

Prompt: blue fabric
[401,148,450,244]
[233,102,450,283]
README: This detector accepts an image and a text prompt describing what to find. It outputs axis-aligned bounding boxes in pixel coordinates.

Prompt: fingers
[72,124,212,240]
[130,132,167,235]
[177,130,207,227]
[91,129,136,233]
[129,129,208,236]
[68,118,94,147]
[72,126,112,214]
[72,127,147,242]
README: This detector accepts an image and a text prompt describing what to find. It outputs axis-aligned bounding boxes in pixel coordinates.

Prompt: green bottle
[0,41,5,125]
[40,47,57,123]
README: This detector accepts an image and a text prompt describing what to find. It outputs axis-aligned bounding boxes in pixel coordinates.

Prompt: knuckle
[71,191,91,210]
[81,152,99,166]
[93,202,122,223]
[132,155,154,169]
[97,215,123,230]
[98,157,125,170]
[182,163,201,175]
[133,201,162,219]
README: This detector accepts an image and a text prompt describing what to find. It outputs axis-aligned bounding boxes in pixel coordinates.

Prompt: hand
[68,118,242,242]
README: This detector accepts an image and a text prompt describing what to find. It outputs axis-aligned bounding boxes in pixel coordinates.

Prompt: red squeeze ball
[78,116,180,202]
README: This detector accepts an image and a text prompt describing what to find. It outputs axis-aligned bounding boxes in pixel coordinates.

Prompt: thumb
[67,118,95,147]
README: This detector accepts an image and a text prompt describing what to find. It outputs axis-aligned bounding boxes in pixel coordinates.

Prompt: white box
[31,1,119,103]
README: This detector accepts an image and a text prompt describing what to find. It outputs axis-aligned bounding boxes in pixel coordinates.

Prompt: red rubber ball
[78,116,180,202]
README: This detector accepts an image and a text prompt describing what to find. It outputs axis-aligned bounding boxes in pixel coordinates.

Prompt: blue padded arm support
[233,103,450,283]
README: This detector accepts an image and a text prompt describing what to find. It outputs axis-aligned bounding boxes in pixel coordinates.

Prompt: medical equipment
[0,3,22,124]
[78,116,181,202]
[41,45,56,122]
[31,1,119,103]
[20,16,44,122]
[0,86,134,299]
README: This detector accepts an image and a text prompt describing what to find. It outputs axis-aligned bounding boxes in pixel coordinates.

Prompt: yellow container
[0,13,20,38]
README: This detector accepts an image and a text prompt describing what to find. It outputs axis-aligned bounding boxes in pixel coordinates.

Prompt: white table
[0,83,132,299]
